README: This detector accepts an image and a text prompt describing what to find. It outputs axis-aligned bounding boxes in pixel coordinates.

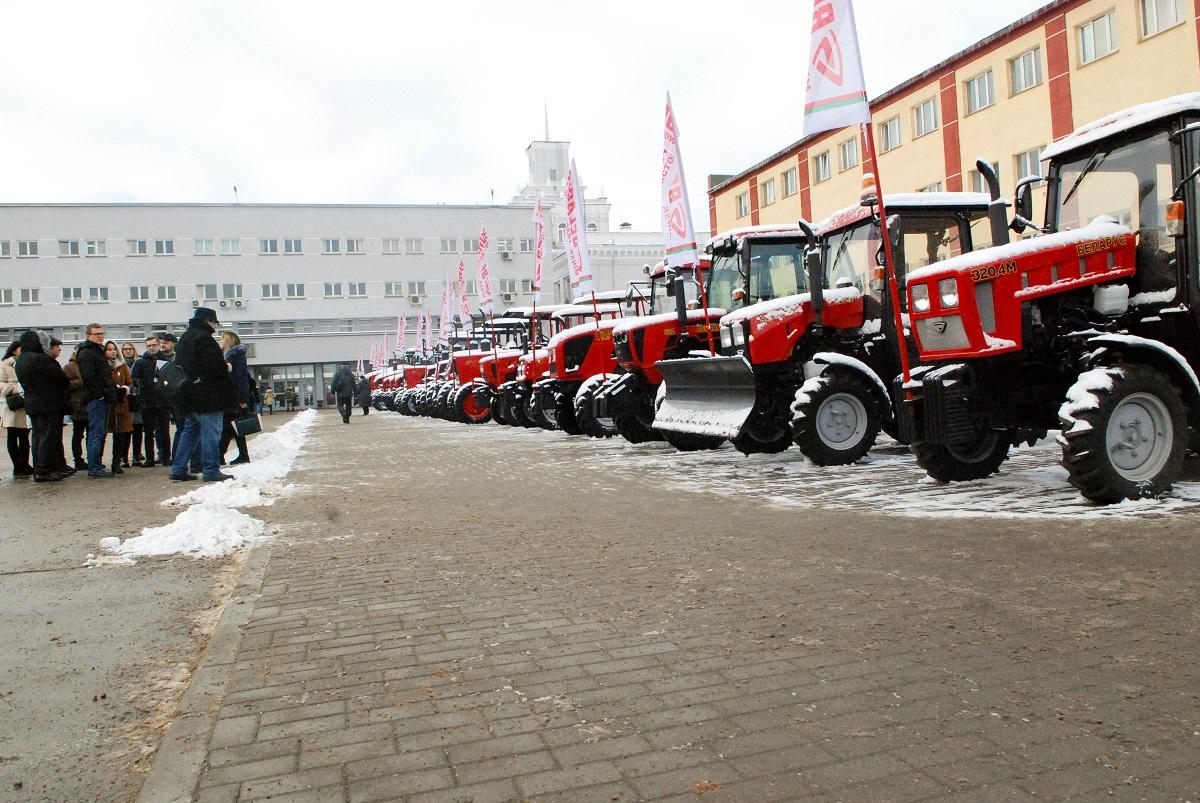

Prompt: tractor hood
[721,287,865,365]
[611,308,727,337]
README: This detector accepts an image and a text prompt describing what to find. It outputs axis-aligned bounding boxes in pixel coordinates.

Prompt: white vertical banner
[439,280,452,343]
[396,315,406,354]
[803,0,872,136]
[476,227,495,313]
[661,92,699,269]
[418,309,428,352]
[456,257,472,323]
[532,200,545,302]
[357,352,364,375]
[563,159,593,294]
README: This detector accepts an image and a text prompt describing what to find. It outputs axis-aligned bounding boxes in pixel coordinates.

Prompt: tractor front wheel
[455,386,492,424]
[732,416,792,455]
[790,374,881,465]
[574,383,617,439]
[912,430,1010,482]
[660,430,725,451]
[527,393,554,430]
[1059,364,1187,503]
[553,391,583,435]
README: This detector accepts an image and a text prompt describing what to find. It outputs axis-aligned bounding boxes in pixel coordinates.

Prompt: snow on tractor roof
[723,287,862,326]
[571,290,628,304]
[477,349,524,363]
[1042,92,1200,160]
[546,316,626,352]
[552,303,623,319]
[817,192,992,234]
[500,304,569,317]
[611,308,728,336]
[906,215,1131,284]
[706,223,807,249]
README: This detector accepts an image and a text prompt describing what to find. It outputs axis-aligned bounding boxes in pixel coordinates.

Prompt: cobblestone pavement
[185,412,1199,802]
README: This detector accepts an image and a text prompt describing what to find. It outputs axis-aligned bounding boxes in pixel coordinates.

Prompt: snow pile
[1129,288,1176,306]
[1058,367,1120,427]
[722,287,862,326]
[612,308,727,337]
[99,505,266,561]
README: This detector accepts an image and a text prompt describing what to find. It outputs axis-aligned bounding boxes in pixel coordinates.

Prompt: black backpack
[157,361,189,408]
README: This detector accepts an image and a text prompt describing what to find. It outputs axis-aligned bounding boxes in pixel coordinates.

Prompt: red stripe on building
[1044,13,1075,140]
[798,152,812,222]
[1194,0,1200,66]
[708,195,717,235]
[939,73,963,192]
[748,176,760,225]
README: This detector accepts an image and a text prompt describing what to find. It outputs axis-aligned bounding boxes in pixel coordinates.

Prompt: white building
[0,140,668,403]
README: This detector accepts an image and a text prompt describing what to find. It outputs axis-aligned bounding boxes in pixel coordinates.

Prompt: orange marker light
[1166,200,1185,237]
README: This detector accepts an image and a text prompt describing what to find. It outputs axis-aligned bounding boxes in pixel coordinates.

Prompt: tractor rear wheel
[574,383,617,439]
[455,385,492,424]
[912,431,1010,482]
[732,415,792,455]
[1059,364,1186,503]
[790,374,881,465]
[660,429,725,451]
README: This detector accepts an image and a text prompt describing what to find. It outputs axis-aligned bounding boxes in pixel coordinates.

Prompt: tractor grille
[631,329,646,362]
[562,334,594,373]
[923,378,977,445]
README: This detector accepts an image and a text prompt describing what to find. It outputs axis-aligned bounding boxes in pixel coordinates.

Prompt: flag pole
[862,123,911,385]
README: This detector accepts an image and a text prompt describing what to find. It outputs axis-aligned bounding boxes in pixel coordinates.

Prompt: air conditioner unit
[234,299,247,308]
[191,299,201,308]
[500,251,513,261]
[409,294,423,305]
[219,299,229,308]
[501,292,516,303]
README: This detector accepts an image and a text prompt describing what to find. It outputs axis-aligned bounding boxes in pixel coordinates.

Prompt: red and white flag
[395,315,406,354]
[417,308,427,352]
[476,227,494,313]
[661,92,699,269]
[804,0,871,136]
[439,280,452,343]
[564,159,593,293]
[456,257,472,323]
[532,200,545,302]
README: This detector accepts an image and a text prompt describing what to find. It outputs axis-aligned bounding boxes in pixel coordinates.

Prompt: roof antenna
[233,185,240,204]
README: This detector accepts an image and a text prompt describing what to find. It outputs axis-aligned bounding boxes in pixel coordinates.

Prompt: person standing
[77,323,117,478]
[13,331,70,483]
[330,364,355,424]
[1,341,33,477]
[131,335,162,466]
[357,374,371,416]
[104,341,133,475]
[172,308,231,482]
[262,385,275,414]
[63,345,89,470]
[156,332,179,465]
[120,341,143,466]
[218,331,250,465]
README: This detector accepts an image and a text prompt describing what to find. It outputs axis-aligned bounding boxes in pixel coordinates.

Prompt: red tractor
[481,305,570,426]
[653,192,994,459]
[900,93,1200,503]
[438,319,530,424]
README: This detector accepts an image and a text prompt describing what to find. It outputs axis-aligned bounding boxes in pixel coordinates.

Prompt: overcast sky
[1,0,1049,231]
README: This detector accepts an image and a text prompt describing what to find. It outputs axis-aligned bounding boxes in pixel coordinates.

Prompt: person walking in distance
[262,385,275,415]
[357,373,371,416]
[171,308,231,482]
[13,331,71,482]
[1,340,33,477]
[218,331,251,465]
[104,340,133,475]
[330,364,355,424]
[77,323,117,478]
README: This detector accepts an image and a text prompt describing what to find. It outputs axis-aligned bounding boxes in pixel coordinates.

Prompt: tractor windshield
[705,254,742,311]
[1050,128,1177,291]
[746,240,808,302]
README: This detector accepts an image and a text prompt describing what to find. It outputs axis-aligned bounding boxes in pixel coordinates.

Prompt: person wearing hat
[157,331,181,464]
[171,308,232,482]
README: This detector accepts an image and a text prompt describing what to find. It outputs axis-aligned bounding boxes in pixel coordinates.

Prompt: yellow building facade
[709,0,1200,234]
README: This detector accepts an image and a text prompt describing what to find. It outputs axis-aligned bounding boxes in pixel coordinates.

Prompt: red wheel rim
[463,394,490,421]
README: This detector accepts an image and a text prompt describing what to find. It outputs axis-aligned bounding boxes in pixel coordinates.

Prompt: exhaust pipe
[975,158,1010,247]
[798,219,823,333]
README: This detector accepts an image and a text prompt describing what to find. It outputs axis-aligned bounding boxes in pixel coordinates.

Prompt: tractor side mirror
[1011,176,1042,235]
[665,278,676,297]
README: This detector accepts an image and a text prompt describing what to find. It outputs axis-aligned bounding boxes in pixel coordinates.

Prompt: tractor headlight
[720,325,733,349]
[939,278,959,309]
[912,284,931,312]
[730,323,747,347]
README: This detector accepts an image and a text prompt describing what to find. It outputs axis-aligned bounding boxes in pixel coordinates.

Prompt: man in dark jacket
[13,330,71,482]
[76,323,118,478]
[171,308,232,482]
[330,364,355,424]
[131,334,165,467]
[357,374,371,416]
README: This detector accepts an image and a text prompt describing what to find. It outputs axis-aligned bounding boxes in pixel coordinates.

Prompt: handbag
[233,412,262,437]
[5,392,24,411]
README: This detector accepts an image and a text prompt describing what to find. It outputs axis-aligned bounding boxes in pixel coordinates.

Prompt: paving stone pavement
[181,411,1200,802]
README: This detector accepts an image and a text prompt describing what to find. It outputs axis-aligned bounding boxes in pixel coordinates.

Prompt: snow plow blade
[652,355,755,438]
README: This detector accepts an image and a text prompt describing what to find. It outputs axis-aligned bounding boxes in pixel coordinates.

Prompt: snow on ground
[88,410,317,566]
[383,415,1200,521]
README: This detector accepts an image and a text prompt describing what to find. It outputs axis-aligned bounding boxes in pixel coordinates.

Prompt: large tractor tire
[506,386,531,428]
[526,393,553,430]
[435,384,455,420]
[492,389,514,425]
[732,415,792,455]
[1059,364,1187,503]
[546,390,582,435]
[660,429,725,451]
[454,385,492,424]
[612,387,662,444]
[574,378,617,439]
[790,373,882,465]
[912,431,1011,482]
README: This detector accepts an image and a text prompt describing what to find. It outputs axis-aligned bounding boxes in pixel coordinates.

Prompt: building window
[586,223,598,233]
[384,282,403,297]
[129,286,150,302]
[346,238,364,254]
[519,238,534,253]
[154,239,174,256]
[220,238,240,255]
[498,279,517,294]
[278,320,295,334]
[813,152,832,183]
[521,279,534,294]
[222,283,243,299]
[380,238,401,254]
[1009,47,1042,95]
[1015,146,1044,179]
[913,99,939,138]
[969,162,1001,194]
[0,242,9,257]
[259,239,279,255]
[324,282,342,298]
[405,237,423,254]
[965,70,995,114]
[323,238,341,254]
[83,239,105,257]
[262,283,281,299]
[463,237,480,253]
[348,282,367,298]
[736,192,750,218]
[16,240,38,258]
[1142,0,1183,36]
[838,138,859,171]
[0,288,11,304]
[286,283,305,299]
[496,238,515,252]
[19,288,39,304]
[194,238,214,256]
[1079,11,1117,64]
[783,168,798,197]
[283,238,302,254]
[879,117,901,152]
[918,182,944,193]
[464,280,476,295]
[62,287,83,303]
[760,178,776,207]
[156,285,176,301]
[58,239,80,257]
[339,320,354,333]
[554,225,565,245]
[407,281,426,296]
[196,284,217,301]
[440,238,457,253]
[88,286,109,303]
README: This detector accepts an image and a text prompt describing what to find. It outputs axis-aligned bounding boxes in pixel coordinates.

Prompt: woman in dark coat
[13,330,70,482]
[219,331,251,464]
